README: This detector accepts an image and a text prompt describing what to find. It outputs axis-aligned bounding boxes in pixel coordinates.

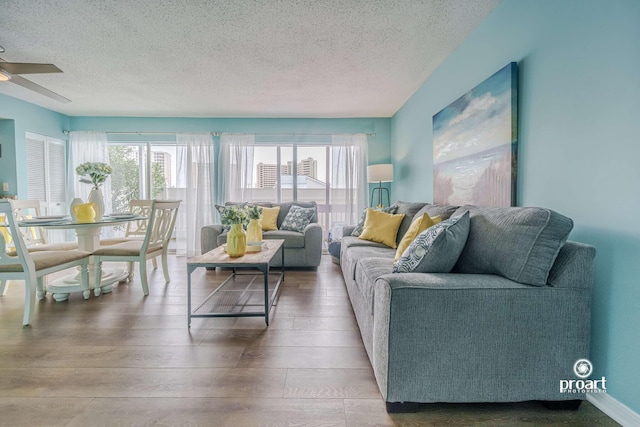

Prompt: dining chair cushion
[93,241,163,257]
[99,236,144,246]
[7,241,79,256]
[0,250,90,273]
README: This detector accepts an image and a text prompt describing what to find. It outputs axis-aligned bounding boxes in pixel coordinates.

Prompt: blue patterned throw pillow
[351,205,398,236]
[280,205,316,232]
[392,211,470,274]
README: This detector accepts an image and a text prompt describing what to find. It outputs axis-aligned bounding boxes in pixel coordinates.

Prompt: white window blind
[25,136,46,201]
[25,132,67,215]
[47,140,67,205]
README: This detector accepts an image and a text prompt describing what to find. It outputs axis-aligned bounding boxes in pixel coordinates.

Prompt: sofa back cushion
[414,204,459,221]
[453,206,574,286]
[393,201,428,245]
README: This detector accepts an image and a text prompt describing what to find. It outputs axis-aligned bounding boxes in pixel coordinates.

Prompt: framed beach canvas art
[432,62,518,207]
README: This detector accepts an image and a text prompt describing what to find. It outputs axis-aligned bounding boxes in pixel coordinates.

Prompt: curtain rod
[232,132,375,137]
[63,131,375,137]
[62,131,216,136]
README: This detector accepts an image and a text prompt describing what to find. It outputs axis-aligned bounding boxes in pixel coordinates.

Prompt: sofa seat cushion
[453,206,573,286]
[342,245,395,284]
[355,257,394,314]
[217,230,305,248]
[341,236,390,250]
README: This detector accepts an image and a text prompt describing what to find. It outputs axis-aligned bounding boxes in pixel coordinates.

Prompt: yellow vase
[226,223,246,257]
[246,218,263,243]
[72,202,96,223]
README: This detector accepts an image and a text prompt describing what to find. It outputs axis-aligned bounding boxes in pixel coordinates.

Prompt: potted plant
[75,162,112,220]
[246,205,263,243]
[222,206,248,257]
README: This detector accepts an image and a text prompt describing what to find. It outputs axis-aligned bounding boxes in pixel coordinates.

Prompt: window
[108,142,179,247]
[25,132,67,242]
[222,135,367,238]
[25,132,67,215]
[108,143,176,213]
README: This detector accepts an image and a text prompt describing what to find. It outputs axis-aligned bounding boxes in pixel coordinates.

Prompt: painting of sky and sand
[433,63,517,206]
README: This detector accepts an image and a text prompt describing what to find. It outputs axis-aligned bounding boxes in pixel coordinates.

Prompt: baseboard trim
[587,392,640,427]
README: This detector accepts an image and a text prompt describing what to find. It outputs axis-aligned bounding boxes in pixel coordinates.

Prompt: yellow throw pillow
[394,213,442,262]
[261,206,280,231]
[359,208,405,249]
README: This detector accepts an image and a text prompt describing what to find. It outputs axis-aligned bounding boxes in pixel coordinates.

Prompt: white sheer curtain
[218,133,256,204]
[175,133,215,257]
[67,131,112,211]
[331,134,368,229]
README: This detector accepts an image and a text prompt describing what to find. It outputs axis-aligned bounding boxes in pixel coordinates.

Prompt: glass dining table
[17,215,146,301]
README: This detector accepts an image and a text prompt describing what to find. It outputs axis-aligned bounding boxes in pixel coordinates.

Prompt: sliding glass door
[243,144,333,235]
[108,142,178,245]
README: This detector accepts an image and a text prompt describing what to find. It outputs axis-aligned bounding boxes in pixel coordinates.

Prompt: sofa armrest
[303,223,323,266]
[201,224,224,254]
[547,241,596,289]
[372,272,591,403]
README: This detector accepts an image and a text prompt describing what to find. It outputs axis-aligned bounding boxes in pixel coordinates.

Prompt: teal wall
[0,93,70,197]
[0,118,16,195]
[0,97,391,200]
[391,0,640,414]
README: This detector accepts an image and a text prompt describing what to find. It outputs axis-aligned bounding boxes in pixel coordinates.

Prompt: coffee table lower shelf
[187,239,286,327]
[189,270,284,326]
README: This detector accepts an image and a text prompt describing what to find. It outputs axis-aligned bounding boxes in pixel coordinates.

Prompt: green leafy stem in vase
[246,205,263,220]
[222,206,249,224]
[76,162,112,189]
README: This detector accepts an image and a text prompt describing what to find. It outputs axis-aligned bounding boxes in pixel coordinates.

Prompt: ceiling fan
[0,45,71,103]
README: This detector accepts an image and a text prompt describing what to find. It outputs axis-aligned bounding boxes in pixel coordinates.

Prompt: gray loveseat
[340,201,595,412]
[201,201,323,269]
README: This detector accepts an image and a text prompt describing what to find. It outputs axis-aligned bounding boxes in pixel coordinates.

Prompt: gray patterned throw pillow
[392,211,470,274]
[280,205,315,232]
[351,205,398,237]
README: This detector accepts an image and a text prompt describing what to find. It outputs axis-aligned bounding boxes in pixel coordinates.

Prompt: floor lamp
[367,164,393,208]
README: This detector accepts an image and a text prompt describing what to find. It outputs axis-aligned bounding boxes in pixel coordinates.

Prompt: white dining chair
[0,200,91,326]
[93,200,181,295]
[99,199,154,246]
[8,199,78,253]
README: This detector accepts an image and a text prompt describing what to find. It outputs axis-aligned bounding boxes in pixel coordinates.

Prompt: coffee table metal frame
[187,239,285,327]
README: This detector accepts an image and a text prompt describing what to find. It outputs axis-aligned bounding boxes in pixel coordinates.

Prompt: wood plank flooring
[0,255,619,426]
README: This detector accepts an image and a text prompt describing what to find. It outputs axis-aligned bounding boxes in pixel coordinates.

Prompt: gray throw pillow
[280,205,315,232]
[351,205,398,236]
[392,211,470,274]
[452,206,574,286]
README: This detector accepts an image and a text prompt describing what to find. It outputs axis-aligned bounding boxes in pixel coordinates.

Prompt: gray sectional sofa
[340,201,596,412]
[200,201,323,269]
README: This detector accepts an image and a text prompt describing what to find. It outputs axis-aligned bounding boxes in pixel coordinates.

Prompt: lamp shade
[367,164,393,183]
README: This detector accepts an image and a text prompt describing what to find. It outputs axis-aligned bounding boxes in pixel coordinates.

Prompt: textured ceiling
[0,0,500,118]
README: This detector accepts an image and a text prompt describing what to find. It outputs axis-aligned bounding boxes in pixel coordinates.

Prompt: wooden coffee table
[187,239,285,327]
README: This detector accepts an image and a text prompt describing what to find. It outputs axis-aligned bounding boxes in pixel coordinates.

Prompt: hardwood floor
[0,255,619,426]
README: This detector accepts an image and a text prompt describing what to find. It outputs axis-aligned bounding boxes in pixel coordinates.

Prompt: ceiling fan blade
[0,62,63,74]
[8,74,71,103]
